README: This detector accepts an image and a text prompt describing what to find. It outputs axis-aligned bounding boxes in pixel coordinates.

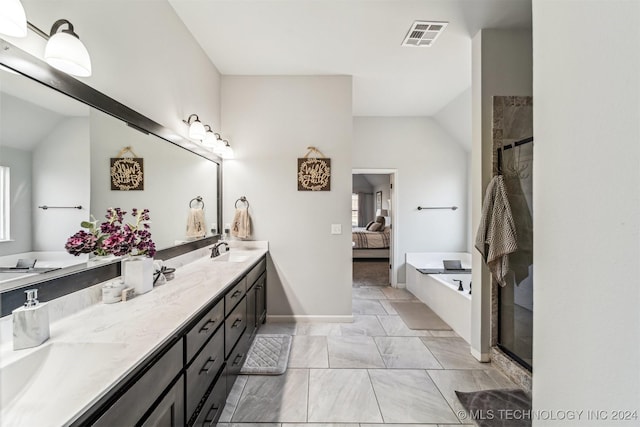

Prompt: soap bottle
[12,289,50,350]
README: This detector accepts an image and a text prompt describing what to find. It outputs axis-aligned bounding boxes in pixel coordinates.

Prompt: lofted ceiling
[169,0,531,117]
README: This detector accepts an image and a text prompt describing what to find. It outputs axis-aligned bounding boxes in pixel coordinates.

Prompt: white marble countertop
[0,242,268,427]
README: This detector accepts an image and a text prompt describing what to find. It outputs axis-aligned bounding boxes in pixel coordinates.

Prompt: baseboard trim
[267,314,354,323]
[470,347,491,362]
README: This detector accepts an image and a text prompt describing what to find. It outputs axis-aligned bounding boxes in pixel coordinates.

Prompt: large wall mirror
[0,40,221,303]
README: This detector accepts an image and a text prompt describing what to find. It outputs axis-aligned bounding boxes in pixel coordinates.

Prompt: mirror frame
[0,39,223,316]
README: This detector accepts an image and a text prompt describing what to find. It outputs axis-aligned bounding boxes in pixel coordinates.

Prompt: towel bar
[417,206,458,211]
[38,205,82,210]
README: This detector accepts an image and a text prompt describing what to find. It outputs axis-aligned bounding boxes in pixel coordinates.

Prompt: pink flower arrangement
[65,208,156,258]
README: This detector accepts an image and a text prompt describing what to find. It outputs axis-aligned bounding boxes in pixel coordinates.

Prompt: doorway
[351,169,398,287]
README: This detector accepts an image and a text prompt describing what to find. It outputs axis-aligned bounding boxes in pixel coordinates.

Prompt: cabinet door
[246,283,257,335]
[255,273,266,325]
[141,376,185,427]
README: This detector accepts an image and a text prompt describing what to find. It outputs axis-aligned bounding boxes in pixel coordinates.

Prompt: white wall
[7,0,221,138]
[222,76,353,320]
[0,147,31,256]
[353,117,468,284]
[532,1,640,423]
[434,87,472,152]
[32,118,90,251]
[471,29,532,361]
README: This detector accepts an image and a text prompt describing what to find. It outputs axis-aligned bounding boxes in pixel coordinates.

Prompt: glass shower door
[497,139,533,371]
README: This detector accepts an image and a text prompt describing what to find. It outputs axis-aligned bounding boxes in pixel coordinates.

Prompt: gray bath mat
[390,301,452,330]
[240,334,292,375]
[455,388,531,427]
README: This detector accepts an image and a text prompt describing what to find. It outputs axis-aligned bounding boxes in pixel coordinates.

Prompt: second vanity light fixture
[0,0,92,77]
[183,114,234,159]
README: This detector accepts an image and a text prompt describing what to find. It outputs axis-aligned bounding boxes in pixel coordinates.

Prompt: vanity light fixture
[183,114,206,140]
[212,133,224,152]
[0,2,92,77]
[0,0,27,37]
[218,140,234,159]
[43,19,92,77]
[202,125,217,147]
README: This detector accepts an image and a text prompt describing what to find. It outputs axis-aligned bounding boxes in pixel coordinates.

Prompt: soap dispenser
[12,289,50,350]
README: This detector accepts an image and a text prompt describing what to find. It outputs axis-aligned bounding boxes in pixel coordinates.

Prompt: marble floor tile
[288,336,329,368]
[283,424,357,427]
[328,336,385,368]
[295,323,343,336]
[219,375,248,422]
[380,287,416,300]
[374,337,442,369]
[368,369,459,424]
[420,337,486,369]
[308,369,383,423]
[428,368,518,419]
[258,323,297,335]
[378,299,398,314]
[361,425,442,427]
[352,287,386,299]
[232,369,308,422]
[352,298,387,315]
[218,424,281,427]
[340,315,386,336]
[377,315,432,337]
[429,330,460,338]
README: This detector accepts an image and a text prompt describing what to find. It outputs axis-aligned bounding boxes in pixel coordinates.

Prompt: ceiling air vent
[402,20,448,47]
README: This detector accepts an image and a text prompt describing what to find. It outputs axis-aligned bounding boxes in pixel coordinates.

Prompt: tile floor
[218,284,518,427]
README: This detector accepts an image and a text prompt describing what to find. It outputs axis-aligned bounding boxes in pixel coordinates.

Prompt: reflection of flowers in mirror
[65,208,156,258]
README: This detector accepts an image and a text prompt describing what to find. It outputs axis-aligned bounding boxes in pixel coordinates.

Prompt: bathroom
[0,1,638,426]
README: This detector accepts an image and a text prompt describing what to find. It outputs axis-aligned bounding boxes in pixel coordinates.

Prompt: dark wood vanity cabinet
[77,255,267,427]
[91,340,184,427]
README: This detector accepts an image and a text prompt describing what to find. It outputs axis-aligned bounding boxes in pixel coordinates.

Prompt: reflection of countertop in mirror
[0,241,268,426]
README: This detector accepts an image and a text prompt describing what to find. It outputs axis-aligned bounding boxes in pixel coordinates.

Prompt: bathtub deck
[418,268,472,274]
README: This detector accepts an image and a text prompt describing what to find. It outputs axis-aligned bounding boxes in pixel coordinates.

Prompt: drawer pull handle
[203,404,221,426]
[256,285,263,290]
[231,318,242,328]
[199,357,217,374]
[232,353,245,366]
[199,318,217,333]
[231,290,242,298]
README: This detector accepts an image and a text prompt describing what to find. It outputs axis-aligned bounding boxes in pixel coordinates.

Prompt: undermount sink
[212,252,251,263]
[0,342,130,411]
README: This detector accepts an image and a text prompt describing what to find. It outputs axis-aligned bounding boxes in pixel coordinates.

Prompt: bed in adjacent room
[352,226,390,259]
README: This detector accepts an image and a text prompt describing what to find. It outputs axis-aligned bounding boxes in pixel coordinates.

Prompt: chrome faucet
[210,241,229,258]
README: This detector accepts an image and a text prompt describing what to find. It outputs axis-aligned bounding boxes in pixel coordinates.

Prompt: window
[0,166,9,241]
[351,193,358,227]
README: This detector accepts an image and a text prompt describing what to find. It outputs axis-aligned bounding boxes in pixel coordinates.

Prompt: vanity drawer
[225,278,246,315]
[225,297,246,357]
[186,299,224,362]
[186,326,224,419]
[192,372,226,427]
[225,330,251,395]
[246,258,266,289]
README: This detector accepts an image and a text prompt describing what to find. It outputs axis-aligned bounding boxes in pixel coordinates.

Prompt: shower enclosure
[497,137,533,370]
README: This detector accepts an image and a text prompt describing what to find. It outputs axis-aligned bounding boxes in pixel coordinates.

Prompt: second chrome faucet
[210,241,229,258]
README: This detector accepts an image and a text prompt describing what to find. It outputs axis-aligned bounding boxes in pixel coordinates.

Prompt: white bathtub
[406,252,472,343]
[0,252,89,290]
